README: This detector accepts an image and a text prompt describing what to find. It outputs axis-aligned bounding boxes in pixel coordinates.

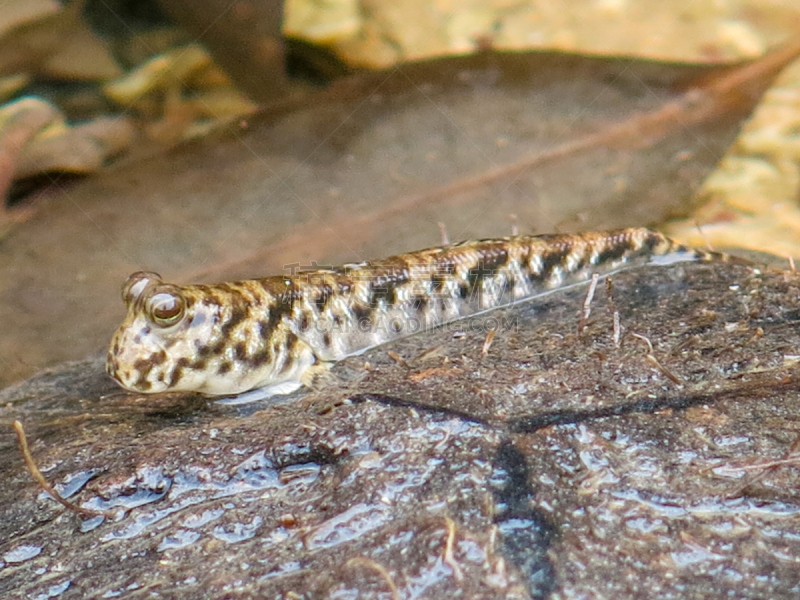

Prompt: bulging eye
[122,272,162,306]
[147,291,186,326]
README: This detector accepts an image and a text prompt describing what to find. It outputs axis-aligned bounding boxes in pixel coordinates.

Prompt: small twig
[442,517,464,582]
[726,433,800,499]
[612,310,621,348]
[605,276,621,347]
[13,421,109,518]
[437,222,450,245]
[631,333,684,386]
[578,273,600,334]
[481,329,497,355]
[729,457,800,471]
[788,255,796,274]
[630,332,654,354]
[645,354,684,386]
[346,557,400,600]
[387,351,411,369]
[487,524,498,555]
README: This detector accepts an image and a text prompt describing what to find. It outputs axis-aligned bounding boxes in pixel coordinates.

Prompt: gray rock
[2,258,800,598]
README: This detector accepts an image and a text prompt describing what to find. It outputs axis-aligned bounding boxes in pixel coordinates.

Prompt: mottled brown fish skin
[107,228,722,396]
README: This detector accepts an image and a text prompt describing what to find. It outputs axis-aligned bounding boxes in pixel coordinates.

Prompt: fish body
[107,228,716,397]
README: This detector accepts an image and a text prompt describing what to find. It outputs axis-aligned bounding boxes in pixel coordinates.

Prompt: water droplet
[33,580,70,599]
[210,516,263,544]
[79,515,106,533]
[58,469,101,498]
[158,529,201,551]
[305,503,389,549]
[181,508,224,529]
[3,544,42,563]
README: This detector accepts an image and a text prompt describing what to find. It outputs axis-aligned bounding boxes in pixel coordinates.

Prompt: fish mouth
[104,350,148,393]
[105,349,121,382]
[105,362,132,390]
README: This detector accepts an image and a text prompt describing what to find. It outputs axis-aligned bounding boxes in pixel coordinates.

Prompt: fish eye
[147,291,186,326]
[122,272,162,305]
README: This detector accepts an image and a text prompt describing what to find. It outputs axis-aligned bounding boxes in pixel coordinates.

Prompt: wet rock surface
[2,258,800,598]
